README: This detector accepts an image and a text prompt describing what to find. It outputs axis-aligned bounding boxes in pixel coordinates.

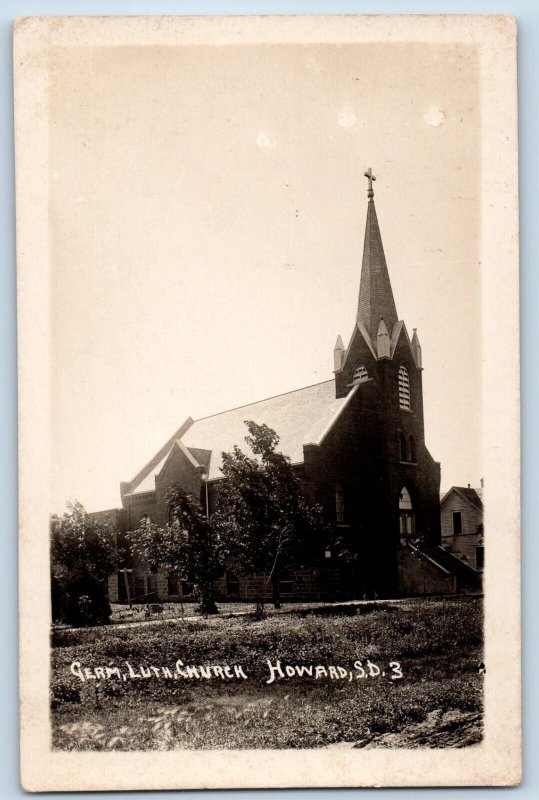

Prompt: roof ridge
[442,486,483,509]
[192,378,335,423]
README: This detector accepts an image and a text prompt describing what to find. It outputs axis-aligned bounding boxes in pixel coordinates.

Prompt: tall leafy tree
[129,487,224,614]
[214,420,328,611]
[50,500,119,625]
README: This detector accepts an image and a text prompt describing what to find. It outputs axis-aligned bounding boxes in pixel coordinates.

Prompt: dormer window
[351,364,369,385]
[398,364,411,409]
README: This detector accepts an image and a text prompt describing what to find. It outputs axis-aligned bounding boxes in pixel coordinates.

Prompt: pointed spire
[333,335,345,371]
[411,328,422,368]
[376,317,390,359]
[357,170,399,344]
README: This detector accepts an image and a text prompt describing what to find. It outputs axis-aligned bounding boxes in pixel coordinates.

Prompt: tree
[128,516,189,597]
[128,487,225,614]
[50,501,119,626]
[214,420,327,612]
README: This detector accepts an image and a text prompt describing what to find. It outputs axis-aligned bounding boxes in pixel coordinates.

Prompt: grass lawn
[105,600,328,625]
[51,597,483,750]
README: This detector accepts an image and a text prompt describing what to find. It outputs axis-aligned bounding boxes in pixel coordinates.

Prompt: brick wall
[89,507,128,530]
[123,492,158,531]
[306,326,441,597]
[154,446,204,525]
[213,565,346,602]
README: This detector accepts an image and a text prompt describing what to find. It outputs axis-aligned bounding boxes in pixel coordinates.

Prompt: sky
[48,41,481,512]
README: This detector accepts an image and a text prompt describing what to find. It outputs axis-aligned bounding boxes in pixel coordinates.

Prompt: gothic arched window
[399,487,415,545]
[398,432,407,462]
[409,434,417,463]
[398,364,411,409]
[351,364,369,385]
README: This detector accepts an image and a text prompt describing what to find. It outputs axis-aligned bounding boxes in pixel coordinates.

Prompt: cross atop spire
[364,167,376,199]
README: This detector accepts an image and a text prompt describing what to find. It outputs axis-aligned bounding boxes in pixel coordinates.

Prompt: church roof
[129,379,359,491]
[357,198,399,344]
[127,174,410,497]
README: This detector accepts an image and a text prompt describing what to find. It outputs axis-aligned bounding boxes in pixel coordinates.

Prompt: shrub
[56,574,112,627]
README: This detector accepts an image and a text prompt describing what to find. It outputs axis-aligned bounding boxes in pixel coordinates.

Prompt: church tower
[334,168,422,399]
[329,169,441,596]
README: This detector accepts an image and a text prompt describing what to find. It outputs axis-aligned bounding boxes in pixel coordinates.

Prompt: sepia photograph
[15,14,519,791]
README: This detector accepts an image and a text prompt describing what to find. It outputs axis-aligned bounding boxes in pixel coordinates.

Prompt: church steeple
[357,169,398,344]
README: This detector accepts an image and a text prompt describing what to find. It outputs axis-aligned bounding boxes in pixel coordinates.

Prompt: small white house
[440,483,484,573]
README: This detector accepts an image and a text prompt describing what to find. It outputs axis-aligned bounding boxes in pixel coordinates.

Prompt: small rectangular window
[118,570,135,603]
[226,571,240,595]
[452,511,462,535]
[475,546,484,570]
[134,575,145,599]
[279,572,294,594]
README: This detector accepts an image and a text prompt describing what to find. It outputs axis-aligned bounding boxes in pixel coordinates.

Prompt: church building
[101,170,457,603]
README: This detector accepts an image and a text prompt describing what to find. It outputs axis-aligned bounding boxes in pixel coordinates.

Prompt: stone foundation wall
[397,547,457,596]
[112,565,349,603]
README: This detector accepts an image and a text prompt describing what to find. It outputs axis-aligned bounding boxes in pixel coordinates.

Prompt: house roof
[441,486,483,510]
[129,379,360,491]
